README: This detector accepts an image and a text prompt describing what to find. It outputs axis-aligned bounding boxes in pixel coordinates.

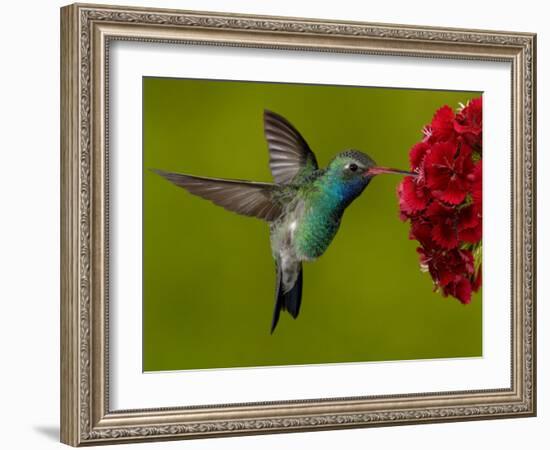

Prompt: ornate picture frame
[60,3,536,446]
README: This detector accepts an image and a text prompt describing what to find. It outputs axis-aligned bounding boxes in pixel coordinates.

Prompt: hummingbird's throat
[365,166,416,177]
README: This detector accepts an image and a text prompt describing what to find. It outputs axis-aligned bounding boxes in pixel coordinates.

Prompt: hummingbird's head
[328,149,413,183]
[324,150,414,204]
[328,150,377,183]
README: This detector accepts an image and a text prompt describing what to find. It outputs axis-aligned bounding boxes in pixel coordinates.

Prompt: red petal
[455,98,482,133]
[454,97,483,149]
[454,143,474,173]
[458,205,480,230]
[459,226,482,244]
[458,140,473,158]
[398,177,429,214]
[425,141,459,191]
[410,219,433,246]
[432,222,459,249]
[466,97,482,116]
[438,270,456,287]
[425,141,457,169]
[454,120,482,136]
[409,142,430,170]
[458,249,475,275]
[454,277,473,304]
[435,176,469,205]
[426,199,456,220]
[430,106,456,141]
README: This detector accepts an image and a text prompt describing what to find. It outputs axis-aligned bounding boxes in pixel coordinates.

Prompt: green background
[143,77,482,372]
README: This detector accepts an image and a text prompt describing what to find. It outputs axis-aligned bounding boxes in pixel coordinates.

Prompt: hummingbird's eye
[348,163,358,172]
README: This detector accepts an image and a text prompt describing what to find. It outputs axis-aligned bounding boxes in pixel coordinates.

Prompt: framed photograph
[60,3,536,446]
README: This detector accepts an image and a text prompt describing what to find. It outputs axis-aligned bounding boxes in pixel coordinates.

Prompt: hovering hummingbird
[153,110,413,333]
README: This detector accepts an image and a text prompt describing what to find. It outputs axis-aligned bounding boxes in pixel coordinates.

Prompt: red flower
[454,98,482,149]
[417,246,476,304]
[458,204,482,244]
[424,141,475,205]
[426,201,459,250]
[427,106,456,143]
[397,176,430,216]
[397,97,483,304]
[409,141,430,169]
[410,219,434,249]
[444,276,473,304]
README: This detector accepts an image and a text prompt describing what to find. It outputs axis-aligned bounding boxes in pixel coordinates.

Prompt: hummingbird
[153,110,413,333]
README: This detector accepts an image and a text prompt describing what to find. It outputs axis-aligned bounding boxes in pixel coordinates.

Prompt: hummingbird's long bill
[366,166,416,177]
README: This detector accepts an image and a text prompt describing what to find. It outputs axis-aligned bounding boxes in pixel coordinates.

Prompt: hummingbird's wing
[153,169,282,221]
[264,110,318,184]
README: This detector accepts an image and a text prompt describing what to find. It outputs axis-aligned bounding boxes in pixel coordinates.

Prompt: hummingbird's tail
[271,262,303,334]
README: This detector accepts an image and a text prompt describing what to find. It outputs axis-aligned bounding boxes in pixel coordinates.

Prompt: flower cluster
[397,98,482,304]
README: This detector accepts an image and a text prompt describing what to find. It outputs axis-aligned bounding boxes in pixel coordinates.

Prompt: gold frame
[60,2,536,446]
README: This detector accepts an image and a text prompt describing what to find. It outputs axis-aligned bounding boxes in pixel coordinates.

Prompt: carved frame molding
[61,3,536,446]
